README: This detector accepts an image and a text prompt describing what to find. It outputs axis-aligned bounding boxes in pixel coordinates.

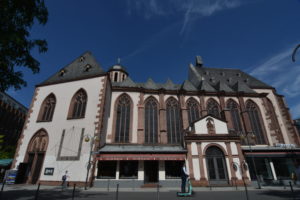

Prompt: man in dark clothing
[181,163,189,193]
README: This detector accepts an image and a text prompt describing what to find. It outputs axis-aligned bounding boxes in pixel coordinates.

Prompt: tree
[0,0,48,91]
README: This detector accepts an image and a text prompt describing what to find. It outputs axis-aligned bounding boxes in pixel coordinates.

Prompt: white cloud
[126,0,242,34]
[250,44,300,118]
[291,103,300,119]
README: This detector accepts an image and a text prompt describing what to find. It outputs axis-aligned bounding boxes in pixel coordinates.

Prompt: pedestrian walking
[62,171,69,190]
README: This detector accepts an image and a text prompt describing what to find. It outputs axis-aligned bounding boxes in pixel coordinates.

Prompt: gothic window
[187,98,200,124]
[166,98,182,144]
[207,99,220,118]
[227,100,243,133]
[246,101,266,144]
[69,89,87,119]
[115,94,131,143]
[144,97,158,144]
[37,94,56,122]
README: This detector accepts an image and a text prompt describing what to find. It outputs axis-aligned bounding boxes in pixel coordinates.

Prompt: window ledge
[67,117,85,120]
[36,120,52,123]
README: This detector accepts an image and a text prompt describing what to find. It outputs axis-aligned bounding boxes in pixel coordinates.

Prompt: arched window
[166,98,182,144]
[227,99,242,133]
[206,146,228,182]
[207,99,220,118]
[144,97,158,144]
[115,94,131,143]
[37,94,56,122]
[187,98,200,124]
[246,101,266,144]
[69,89,87,119]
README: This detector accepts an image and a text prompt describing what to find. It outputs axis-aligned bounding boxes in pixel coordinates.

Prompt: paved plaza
[0,184,299,200]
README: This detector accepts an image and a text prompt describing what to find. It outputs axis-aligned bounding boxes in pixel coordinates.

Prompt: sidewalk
[1,184,299,200]
[3,183,300,192]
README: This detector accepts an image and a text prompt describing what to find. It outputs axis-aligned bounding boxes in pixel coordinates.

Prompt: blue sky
[7,0,300,118]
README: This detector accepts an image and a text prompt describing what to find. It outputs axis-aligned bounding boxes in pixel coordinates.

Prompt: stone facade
[12,52,300,187]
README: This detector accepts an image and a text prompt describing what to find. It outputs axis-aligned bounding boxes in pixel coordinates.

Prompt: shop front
[94,145,187,188]
[243,146,300,185]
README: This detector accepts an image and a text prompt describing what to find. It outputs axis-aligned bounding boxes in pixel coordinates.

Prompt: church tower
[108,59,128,83]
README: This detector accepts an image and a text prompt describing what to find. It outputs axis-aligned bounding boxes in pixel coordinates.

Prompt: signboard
[97,154,186,161]
[44,168,54,176]
[5,170,17,184]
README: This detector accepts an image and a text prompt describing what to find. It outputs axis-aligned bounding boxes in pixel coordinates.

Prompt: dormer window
[84,64,92,72]
[236,73,241,77]
[79,56,85,62]
[59,69,66,77]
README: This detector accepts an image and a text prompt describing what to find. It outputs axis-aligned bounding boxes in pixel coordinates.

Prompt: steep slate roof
[181,80,197,91]
[39,51,105,86]
[144,78,159,90]
[113,77,137,88]
[189,65,273,90]
[232,81,256,93]
[214,81,234,92]
[107,55,273,93]
[0,92,27,112]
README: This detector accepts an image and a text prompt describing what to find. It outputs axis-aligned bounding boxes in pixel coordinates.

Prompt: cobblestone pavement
[0,184,299,200]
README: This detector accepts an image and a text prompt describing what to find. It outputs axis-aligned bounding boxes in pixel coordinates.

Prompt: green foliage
[0,145,16,159]
[0,0,48,91]
[0,135,4,144]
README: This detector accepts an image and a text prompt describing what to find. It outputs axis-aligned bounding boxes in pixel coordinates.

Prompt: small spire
[117,57,121,64]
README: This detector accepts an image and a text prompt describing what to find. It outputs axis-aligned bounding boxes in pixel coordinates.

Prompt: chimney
[195,56,203,67]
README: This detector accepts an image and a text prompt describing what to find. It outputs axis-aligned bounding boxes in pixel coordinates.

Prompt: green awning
[0,159,13,167]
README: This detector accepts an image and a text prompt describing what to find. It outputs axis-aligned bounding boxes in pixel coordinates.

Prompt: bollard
[156,183,159,200]
[0,179,5,199]
[289,181,295,200]
[72,184,76,200]
[34,183,41,200]
[116,183,119,200]
[1,179,5,192]
[107,179,110,192]
[243,179,249,200]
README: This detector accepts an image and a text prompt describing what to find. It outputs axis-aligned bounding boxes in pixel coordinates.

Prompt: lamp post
[84,135,99,190]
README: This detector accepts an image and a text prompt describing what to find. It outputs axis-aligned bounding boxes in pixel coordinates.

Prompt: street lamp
[84,135,99,190]
[239,131,262,189]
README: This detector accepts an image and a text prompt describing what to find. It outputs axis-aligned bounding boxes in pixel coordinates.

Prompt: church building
[12,52,300,187]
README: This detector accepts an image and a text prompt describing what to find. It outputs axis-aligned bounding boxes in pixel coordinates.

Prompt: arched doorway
[205,146,228,184]
[24,129,48,184]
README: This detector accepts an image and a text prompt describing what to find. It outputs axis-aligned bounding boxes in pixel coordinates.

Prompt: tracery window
[166,98,182,144]
[246,101,266,144]
[187,98,200,124]
[38,94,56,122]
[144,97,158,144]
[69,89,87,119]
[207,99,220,118]
[227,100,243,133]
[115,94,131,143]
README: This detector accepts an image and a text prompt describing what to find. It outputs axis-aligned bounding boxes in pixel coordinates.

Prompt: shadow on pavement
[0,189,110,200]
[258,190,300,200]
